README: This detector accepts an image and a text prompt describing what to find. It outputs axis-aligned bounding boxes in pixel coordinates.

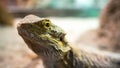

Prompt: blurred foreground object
[77,0,120,52]
[17,15,120,68]
[0,4,13,26]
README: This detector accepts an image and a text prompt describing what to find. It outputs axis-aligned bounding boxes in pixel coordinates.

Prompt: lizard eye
[45,22,50,27]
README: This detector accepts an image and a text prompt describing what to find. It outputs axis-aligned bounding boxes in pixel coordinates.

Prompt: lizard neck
[63,49,74,68]
[23,37,72,68]
[64,47,115,68]
[63,48,92,68]
[63,49,84,68]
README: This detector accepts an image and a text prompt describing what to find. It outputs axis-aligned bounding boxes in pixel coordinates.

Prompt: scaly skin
[17,15,120,68]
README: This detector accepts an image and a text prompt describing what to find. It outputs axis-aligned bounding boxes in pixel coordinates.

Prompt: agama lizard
[17,15,120,68]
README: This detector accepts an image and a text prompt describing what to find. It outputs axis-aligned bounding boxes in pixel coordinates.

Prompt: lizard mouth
[17,23,34,40]
[17,25,24,36]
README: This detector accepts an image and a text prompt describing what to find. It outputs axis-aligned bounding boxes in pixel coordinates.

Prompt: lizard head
[17,15,71,60]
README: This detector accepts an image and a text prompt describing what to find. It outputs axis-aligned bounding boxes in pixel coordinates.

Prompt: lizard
[17,15,120,68]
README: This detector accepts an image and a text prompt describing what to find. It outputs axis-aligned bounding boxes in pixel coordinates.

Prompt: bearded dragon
[17,15,120,68]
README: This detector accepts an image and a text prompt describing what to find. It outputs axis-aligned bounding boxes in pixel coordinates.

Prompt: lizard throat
[21,35,64,61]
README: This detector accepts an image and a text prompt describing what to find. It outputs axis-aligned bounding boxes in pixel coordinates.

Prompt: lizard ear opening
[60,36,63,41]
[59,34,65,41]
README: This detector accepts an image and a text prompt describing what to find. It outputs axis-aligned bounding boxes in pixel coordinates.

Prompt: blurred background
[0,0,109,68]
[0,0,108,18]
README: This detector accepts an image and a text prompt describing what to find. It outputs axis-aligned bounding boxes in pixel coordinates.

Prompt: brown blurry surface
[98,0,120,51]
[76,0,120,52]
[0,3,13,26]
